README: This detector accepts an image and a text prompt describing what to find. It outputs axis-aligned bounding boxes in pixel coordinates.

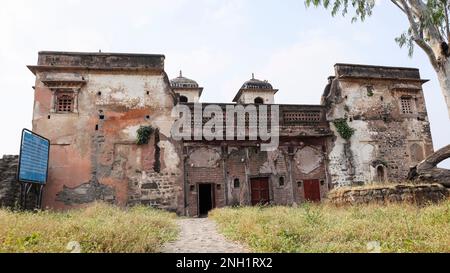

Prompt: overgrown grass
[210,200,450,253]
[0,203,178,253]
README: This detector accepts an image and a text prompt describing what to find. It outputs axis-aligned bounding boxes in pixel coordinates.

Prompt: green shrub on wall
[367,86,374,97]
[136,126,154,145]
[333,119,355,140]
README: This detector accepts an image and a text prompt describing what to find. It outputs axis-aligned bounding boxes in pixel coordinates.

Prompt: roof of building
[28,51,165,74]
[241,74,273,90]
[170,71,200,89]
[334,63,427,81]
[232,74,278,102]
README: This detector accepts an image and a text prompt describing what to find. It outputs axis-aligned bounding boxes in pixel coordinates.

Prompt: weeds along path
[160,218,248,253]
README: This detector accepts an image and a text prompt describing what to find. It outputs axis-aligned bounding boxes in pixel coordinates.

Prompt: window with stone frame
[56,93,75,113]
[42,79,84,114]
[400,96,414,114]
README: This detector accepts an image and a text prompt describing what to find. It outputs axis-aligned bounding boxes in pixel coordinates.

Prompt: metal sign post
[17,129,50,210]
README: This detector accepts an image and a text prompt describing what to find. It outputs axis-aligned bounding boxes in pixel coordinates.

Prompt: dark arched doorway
[376,165,385,182]
[254,97,264,104]
[179,95,188,103]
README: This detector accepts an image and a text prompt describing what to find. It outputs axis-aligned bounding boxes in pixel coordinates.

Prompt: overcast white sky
[0,0,449,167]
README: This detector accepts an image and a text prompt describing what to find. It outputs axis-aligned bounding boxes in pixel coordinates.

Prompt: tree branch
[444,0,450,42]
[391,0,406,13]
[410,0,444,41]
[400,0,440,69]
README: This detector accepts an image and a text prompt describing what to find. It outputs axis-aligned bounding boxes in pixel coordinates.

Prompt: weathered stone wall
[185,146,226,216]
[324,64,434,187]
[327,183,449,205]
[0,155,20,208]
[36,51,165,70]
[27,53,437,215]
[184,139,329,216]
[30,52,183,212]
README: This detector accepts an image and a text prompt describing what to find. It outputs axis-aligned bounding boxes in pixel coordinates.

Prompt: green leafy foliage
[136,126,154,145]
[305,0,450,58]
[367,86,374,97]
[395,29,415,57]
[333,118,355,140]
[305,0,376,23]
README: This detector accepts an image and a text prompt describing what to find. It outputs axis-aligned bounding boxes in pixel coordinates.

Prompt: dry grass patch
[210,200,450,253]
[330,182,443,193]
[0,203,178,253]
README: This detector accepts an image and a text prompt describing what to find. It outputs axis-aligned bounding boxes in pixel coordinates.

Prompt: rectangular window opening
[400,97,413,114]
[56,94,74,113]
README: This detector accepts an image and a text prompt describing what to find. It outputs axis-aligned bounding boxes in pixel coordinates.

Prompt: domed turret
[170,71,199,88]
[170,71,203,103]
[233,73,278,104]
[241,76,273,90]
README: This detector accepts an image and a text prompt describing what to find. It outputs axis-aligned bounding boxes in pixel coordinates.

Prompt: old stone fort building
[27,51,434,216]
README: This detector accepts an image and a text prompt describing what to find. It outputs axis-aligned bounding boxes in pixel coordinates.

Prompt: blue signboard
[18,129,50,184]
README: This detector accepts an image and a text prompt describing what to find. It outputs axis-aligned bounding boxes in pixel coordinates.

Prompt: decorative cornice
[41,79,86,90]
[28,65,163,75]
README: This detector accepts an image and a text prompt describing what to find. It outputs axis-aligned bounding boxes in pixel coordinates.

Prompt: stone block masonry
[327,183,449,206]
[0,155,42,209]
[0,155,20,208]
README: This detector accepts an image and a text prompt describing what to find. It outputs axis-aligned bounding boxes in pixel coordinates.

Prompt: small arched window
[254,97,264,104]
[179,95,188,103]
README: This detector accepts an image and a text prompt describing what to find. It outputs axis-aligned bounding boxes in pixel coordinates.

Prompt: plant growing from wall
[136,126,154,145]
[333,119,355,141]
[371,159,388,168]
[366,86,374,97]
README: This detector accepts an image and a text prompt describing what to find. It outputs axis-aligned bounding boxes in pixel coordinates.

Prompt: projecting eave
[172,86,204,97]
[337,75,429,84]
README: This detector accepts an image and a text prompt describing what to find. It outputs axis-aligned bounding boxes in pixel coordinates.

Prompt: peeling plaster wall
[184,139,328,216]
[326,74,434,187]
[28,55,435,214]
[290,139,329,202]
[31,53,182,212]
[184,146,225,216]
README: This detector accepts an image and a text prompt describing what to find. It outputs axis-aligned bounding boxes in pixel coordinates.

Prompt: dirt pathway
[161,218,248,253]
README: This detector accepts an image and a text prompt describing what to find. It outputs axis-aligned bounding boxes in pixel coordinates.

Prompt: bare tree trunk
[436,65,450,119]
[397,0,450,118]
